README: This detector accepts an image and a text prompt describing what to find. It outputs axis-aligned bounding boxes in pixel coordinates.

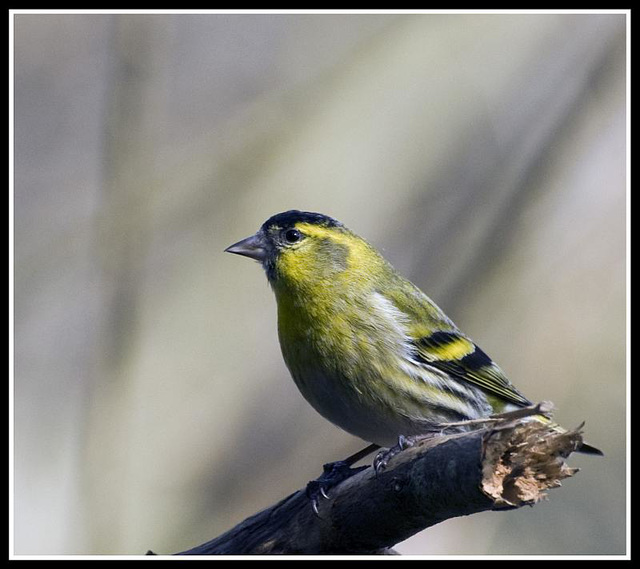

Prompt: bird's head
[225,210,385,294]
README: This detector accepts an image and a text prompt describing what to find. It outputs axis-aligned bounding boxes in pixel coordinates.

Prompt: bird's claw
[305,460,367,517]
[373,435,416,476]
[306,478,331,517]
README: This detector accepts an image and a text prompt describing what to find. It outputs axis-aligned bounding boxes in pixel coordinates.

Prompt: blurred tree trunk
[83,15,171,552]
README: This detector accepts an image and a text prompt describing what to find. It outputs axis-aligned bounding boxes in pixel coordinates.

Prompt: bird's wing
[408,329,532,408]
[383,284,531,408]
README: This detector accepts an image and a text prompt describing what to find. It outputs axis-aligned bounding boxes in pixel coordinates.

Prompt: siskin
[225,210,602,457]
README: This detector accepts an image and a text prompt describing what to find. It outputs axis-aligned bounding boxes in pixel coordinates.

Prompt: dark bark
[161,418,584,555]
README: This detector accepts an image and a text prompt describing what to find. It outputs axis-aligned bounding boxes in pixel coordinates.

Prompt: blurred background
[13,11,627,556]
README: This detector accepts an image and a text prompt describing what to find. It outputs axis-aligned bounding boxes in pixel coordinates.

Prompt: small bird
[225,210,602,461]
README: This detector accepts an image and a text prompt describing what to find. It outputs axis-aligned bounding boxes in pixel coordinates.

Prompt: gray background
[13,12,626,555]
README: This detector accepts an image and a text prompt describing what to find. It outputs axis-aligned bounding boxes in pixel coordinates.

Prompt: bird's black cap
[261,210,342,232]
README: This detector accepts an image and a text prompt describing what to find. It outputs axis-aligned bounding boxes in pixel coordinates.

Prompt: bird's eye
[284,229,302,244]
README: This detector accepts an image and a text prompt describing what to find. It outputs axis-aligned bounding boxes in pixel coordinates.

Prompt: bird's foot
[373,434,420,475]
[305,460,368,516]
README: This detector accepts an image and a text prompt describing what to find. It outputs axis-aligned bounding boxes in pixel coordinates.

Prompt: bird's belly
[287,363,464,447]
[289,367,404,447]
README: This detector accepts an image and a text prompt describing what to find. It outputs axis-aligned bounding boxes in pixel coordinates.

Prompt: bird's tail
[531,409,603,456]
[575,441,604,456]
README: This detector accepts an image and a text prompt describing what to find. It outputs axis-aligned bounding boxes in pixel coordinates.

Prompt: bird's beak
[224,232,267,262]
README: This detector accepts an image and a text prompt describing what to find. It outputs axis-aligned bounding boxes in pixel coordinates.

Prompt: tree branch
[155,418,585,555]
